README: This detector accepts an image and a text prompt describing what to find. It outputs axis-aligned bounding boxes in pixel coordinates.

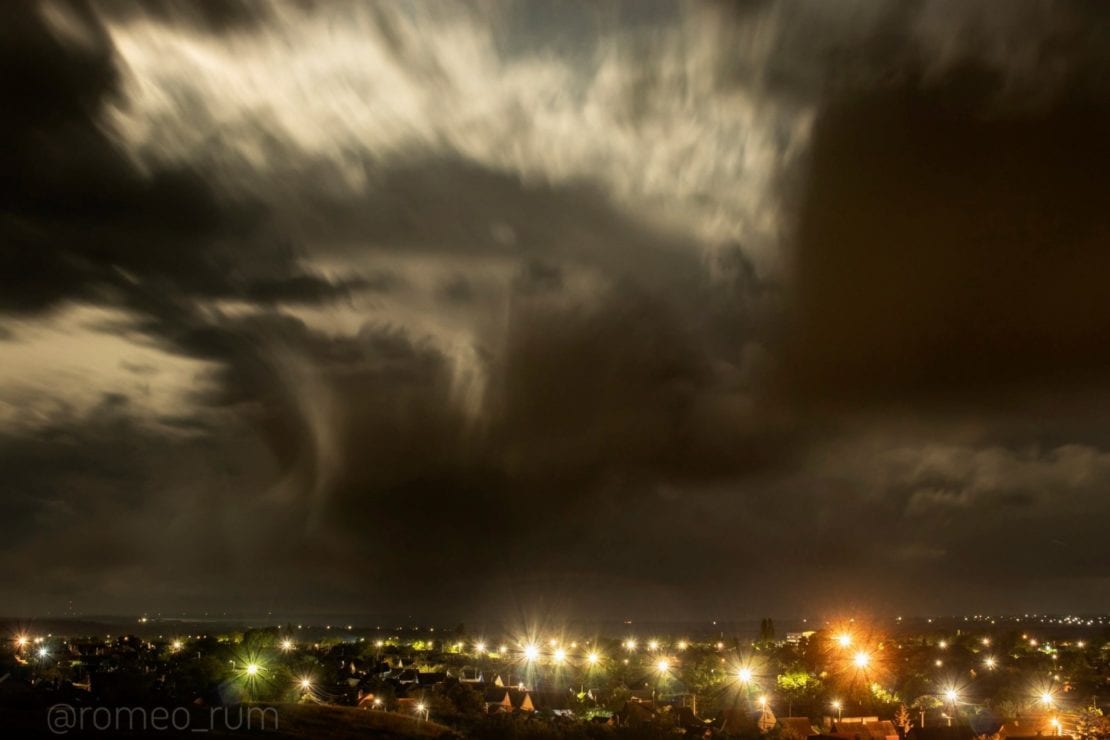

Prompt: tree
[1076,706,1110,740]
[894,704,913,736]
[776,670,820,717]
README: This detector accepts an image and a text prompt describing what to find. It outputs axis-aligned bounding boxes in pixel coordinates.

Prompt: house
[459,667,482,682]
[483,687,535,713]
[833,719,900,740]
[781,716,820,740]
[416,672,446,686]
[718,705,777,734]
[485,689,514,713]
[999,713,1070,739]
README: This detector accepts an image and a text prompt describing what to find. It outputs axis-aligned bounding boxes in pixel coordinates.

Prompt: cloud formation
[1,0,1108,619]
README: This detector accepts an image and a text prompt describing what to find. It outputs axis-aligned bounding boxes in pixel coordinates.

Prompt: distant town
[2,614,1107,738]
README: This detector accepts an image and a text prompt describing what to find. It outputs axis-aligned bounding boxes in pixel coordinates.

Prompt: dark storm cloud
[2,0,1109,619]
[786,64,1110,407]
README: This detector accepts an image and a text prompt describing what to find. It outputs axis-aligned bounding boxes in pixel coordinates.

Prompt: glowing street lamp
[758,696,768,710]
[587,651,600,666]
[853,651,871,669]
[984,656,997,670]
[38,647,49,660]
[656,658,670,673]
[738,667,753,683]
[832,700,842,722]
[648,640,660,652]
[475,641,486,654]
[415,702,429,720]
[16,636,28,649]
[1040,692,1055,708]
[523,644,539,662]
[300,678,312,690]
[246,663,260,677]
[553,648,567,664]
[1051,718,1061,736]
[943,689,959,727]
[281,639,294,652]
[837,634,853,648]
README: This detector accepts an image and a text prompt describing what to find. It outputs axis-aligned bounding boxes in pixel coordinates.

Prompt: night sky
[2,1,1108,620]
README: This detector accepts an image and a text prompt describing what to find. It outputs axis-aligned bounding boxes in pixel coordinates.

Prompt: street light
[475,641,486,654]
[837,634,853,648]
[944,689,959,726]
[553,648,567,664]
[656,658,670,673]
[246,663,260,676]
[853,651,871,669]
[587,652,600,666]
[984,656,996,669]
[832,700,842,722]
[738,667,753,683]
[523,644,539,662]
[1040,692,1055,707]
[281,639,294,652]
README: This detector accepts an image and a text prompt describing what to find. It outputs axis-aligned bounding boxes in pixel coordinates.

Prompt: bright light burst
[281,639,294,651]
[656,658,670,673]
[587,652,600,665]
[738,667,753,683]
[853,651,871,669]
[523,644,539,661]
[837,633,853,648]
[553,648,567,664]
